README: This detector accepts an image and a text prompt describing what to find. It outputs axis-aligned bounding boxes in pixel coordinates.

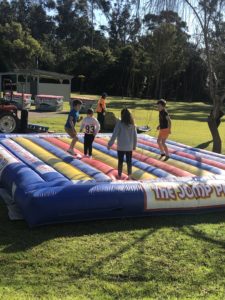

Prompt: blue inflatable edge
[1,133,225,227]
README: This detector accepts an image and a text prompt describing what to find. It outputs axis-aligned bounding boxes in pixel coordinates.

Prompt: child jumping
[156,99,171,161]
[65,99,83,155]
[107,108,137,180]
[80,108,100,158]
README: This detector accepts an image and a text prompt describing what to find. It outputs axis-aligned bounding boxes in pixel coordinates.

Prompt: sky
[94,0,197,36]
[45,0,201,39]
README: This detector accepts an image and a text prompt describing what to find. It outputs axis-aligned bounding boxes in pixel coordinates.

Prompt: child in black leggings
[80,109,100,158]
[117,151,132,178]
[107,108,137,180]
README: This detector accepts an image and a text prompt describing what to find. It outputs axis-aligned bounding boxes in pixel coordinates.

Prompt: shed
[0,69,73,101]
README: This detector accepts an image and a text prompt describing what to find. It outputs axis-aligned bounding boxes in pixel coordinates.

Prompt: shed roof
[0,69,73,80]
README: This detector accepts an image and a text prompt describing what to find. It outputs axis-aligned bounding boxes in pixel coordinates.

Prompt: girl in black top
[156,99,171,161]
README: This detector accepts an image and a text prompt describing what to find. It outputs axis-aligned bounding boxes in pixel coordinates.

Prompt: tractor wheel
[0,113,18,133]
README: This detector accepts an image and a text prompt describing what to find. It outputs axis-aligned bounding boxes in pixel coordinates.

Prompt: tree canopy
[1,0,225,152]
[0,0,214,101]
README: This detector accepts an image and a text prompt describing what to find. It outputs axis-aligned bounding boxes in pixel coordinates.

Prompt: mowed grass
[29,94,225,153]
[1,96,225,299]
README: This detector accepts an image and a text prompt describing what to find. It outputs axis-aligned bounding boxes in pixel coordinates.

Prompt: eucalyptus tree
[0,0,13,25]
[88,0,111,47]
[146,0,225,153]
[143,10,190,98]
[108,0,141,48]
[186,0,225,153]
[0,22,43,70]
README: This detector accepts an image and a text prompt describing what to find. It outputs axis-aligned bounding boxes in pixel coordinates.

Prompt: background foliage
[0,0,214,100]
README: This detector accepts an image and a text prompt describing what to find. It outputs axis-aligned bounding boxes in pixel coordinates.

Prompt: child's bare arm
[80,120,85,132]
[166,116,171,132]
[167,116,171,128]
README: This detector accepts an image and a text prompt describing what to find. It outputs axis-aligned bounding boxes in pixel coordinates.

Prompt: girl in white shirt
[80,108,100,157]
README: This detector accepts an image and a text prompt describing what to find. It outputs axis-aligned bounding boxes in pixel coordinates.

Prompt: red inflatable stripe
[45,137,128,180]
[138,138,225,170]
[95,137,193,177]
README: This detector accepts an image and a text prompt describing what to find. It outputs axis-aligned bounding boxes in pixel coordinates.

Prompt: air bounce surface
[1,133,225,227]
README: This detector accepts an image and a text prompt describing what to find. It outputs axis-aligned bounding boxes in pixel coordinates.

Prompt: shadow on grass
[195,140,213,149]
[109,101,214,122]
[108,100,155,111]
[70,227,157,282]
[57,111,69,115]
[1,199,225,254]
[181,226,225,249]
[31,109,62,114]
[171,114,209,122]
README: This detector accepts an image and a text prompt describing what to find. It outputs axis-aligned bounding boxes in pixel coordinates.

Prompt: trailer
[70,97,97,113]
[5,92,32,110]
[35,94,64,111]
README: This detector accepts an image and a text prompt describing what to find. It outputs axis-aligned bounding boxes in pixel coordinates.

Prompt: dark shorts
[65,127,77,139]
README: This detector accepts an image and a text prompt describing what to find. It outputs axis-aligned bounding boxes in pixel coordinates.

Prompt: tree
[63,46,107,92]
[27,3,55,40]
[108,0,141,48]
[55,0,108,51]
[147,0,225,152]
[189,0,225,153]
[0,22,43,69]
[88,0,111,48]
[10,0,32,27]
[0,0,13,25]
[0,0,220,114]
[142,11,190,99]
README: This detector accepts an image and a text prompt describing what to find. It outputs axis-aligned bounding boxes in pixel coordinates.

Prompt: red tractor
[0,79,48,134]
[0,98,19,133]
[0,78,31,133]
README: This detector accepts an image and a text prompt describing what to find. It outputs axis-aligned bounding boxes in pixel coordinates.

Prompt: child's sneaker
[164,156,170,161]
[159,153,165,159]
[67,149,76,156]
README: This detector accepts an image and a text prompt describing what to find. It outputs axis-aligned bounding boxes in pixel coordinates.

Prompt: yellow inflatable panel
[14,137,91,181]
[102,136,212,177]
[60,137,155,180]
[135,146,212,177]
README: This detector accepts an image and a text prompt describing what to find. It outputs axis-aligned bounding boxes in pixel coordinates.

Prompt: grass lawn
[29,94,225,153]
[1,96,225,299]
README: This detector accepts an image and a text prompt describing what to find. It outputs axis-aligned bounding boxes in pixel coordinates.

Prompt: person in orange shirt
[96,92,107,130]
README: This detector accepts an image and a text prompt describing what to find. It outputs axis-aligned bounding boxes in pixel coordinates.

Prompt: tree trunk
[146,78,151,98]
[207,114,221,153]
[171,0,224,152]
[155,71,161,98]
[91,0,94,48]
